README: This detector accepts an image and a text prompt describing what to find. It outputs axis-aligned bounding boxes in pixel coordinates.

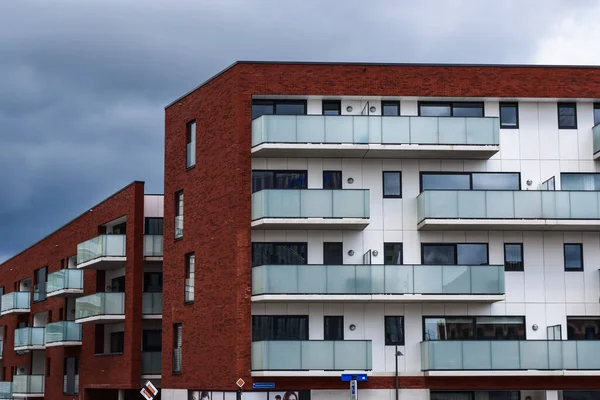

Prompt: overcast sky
[1,0,600,262]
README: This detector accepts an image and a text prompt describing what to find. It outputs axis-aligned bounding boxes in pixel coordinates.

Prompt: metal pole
[395,345,399,400]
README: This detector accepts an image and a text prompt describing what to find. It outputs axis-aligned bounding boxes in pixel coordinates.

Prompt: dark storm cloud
[0,0,595,261]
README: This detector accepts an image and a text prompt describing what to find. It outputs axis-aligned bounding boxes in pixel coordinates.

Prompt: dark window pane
[383,172,402,198]
[252,243,308,267]
[185,253,194,302]
[423,244,455,265]
[252,101,274,119]
[323,101,341,116]
[274,171,307,189]
[323,171,342,189]
[384,243,403,265]
[561,173,600,191]
[422,174,470,191]
[567,318,600,340]
[143,330,162,352]
[252,316,309,341]
[453,104,484,117]
[251,171,274,192]
[564,244,583,270]
[504,244,523,271]
[420,104,451,117]
[382,102,400,116]
[144,272,163,292]
[385,316,404,345]
[424,317,473,340]
[275,102,306,115]
[324,316,344,340]
[475,317,525,340]
[500,103,518,128]
[564,391,600,400]
[110,332,124,353]
[558,103,577,129]
[430,393,471,400]
[472,173,520,190]
[323,242,343,265]
[594,104,600,125]
[145,218,164,235]
[457,244,488,265]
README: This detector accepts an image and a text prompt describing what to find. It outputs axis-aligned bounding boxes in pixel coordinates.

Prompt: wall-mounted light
[348,250,355,256]
[347,177,354,184]
[349,324,356,331]
[527,180,533,186]
[346,106,353,112]
[532,324,538,331]
[372,250,379,257]
[370,106,376,113]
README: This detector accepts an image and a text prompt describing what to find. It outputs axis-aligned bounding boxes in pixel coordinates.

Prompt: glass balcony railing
[12,375,44,395]
[252,340,372,371]
[47,269,84,295]
[252,189,370,221]
[252,115,499,147]
[421,340,600,370]
[142,351,162,375]
[45,321,82,344]
[33,286,46,302]
[14,327,45,349]
[0,292,30,314]
[142,293,162,315]
[75,293,125,320]
[252,265,504,296]
[77,234,126,265]
[175,216,183,239]
[594,123,600,156]
[418,190,600,222]
[144,235,163,257]
[0,382,11,399]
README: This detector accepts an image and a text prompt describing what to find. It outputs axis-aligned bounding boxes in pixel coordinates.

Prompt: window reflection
[424,317,525,340]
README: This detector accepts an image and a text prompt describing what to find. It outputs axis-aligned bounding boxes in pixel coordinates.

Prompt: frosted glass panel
[77,234,126,264]
[75,293,124,319]
[438,118,467,144]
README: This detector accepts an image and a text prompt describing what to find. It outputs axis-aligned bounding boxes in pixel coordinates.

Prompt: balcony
[46,269,84,298]
[77,234,126,270]
[75,293,125,324]
[421,340,600,374]
[142,351,161,377]
[252,189,370,230]
[252,264,504,302]
[0,292,30,316]
[14,327,45,351]
[594,123,600,160]
[417,190,600,231]
[144,235,163,259]
[12,375,44,398]
[251,340,372,377]
[0,382,11,399]
[45,321,82,347]
[252,115,499,159]
[142,293,162,319]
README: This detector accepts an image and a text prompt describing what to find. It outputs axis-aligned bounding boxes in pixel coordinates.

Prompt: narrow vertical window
[558,103,577,129]
[324,316,344,340]
[504,244,524,271]
[499,102,519,129]
[383,171,402,198]
[185,253,195,303]
[564,244,583,271]
[174,190,184,239]
[173,323,183,374]
[385,316,405,345]
[186,120,196,168]
[323,171,342,189]
[384,243,403,265]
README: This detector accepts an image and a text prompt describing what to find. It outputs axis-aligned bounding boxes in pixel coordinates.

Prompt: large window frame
[421,243,489,266]
[418,101,484,117]
[564,243,584,272]
[504,243,524,272]
[384,243,403,265]
[499,102,519,129]
[560,173,600,191]
[558,102,578,129]
[383,171,402,198]
[251,242,308,267]
[384,316,405,346]
[145,217,164,235]
[251,315,309,342]
[567,317,600,340]
[251,99,307,120]
[419,171,521,192]
[423,316,526,341]
[251,170,308,193]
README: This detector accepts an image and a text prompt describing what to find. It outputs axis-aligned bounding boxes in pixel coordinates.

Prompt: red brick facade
[0,181,146,399]
[163,62,600,393]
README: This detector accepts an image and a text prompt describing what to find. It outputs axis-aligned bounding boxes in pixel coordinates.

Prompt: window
[499,102,519,129]
[382,101,400,116]
[175,190,183,239]
[252,242,307,267]
[251,170,308,193]
[564,392,600,400]
[384,316,405,345]
[422,243,488,265]
[110,331,124,353]
[33,266,47,302]
[504,244,523,271]
[431,392,520,400]
[420,172,520,192]
[145,217,164,235]
[567,318,600,340]
[46,358,51,376]
[251,316,309,341]
[322,100,341,116]
[323,171,342,189]
[424,316,526,340]
[419,102,484,117]
[185,253,194,303]
[63,357,79,395]
[594,103,600,126]
[186,120,196,168]
[111,276,125,292]
[558,102,577,129]
[143,330,162,352]
[564,244,583,271]
[251,99,307,119]
[384,243,403,265]
[173,323,182,373]
[144,272,163,292]
[561,173,600,191]
[383,171,402,198]
[323,242,343,265]
[324,316,344,340]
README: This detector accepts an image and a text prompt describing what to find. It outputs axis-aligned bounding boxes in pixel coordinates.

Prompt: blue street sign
[341,374,368,382]
[253,383,275,389]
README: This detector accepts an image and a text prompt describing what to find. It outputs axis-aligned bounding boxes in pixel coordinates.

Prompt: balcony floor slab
[418,218,600,231]
[47,289,84,298]
[252,294,505,302]
[75,315,125,324]
[252,218,369,230]
[77,257,126,270]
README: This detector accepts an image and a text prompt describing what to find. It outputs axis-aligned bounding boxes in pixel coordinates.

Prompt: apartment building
[0,181,164,400]
[162,62,600,400]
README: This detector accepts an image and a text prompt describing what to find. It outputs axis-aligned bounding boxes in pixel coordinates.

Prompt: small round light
[346,106,353,112]
[532,324,538,331]
[526,180,533,186]
[370,106,376,113]
[347,177,354,184]
[372,250,379,257]
[348,250,355,256]
[349,324,356,331]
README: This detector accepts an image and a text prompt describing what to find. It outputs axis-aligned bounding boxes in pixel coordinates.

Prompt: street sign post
[350,379,357,400]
